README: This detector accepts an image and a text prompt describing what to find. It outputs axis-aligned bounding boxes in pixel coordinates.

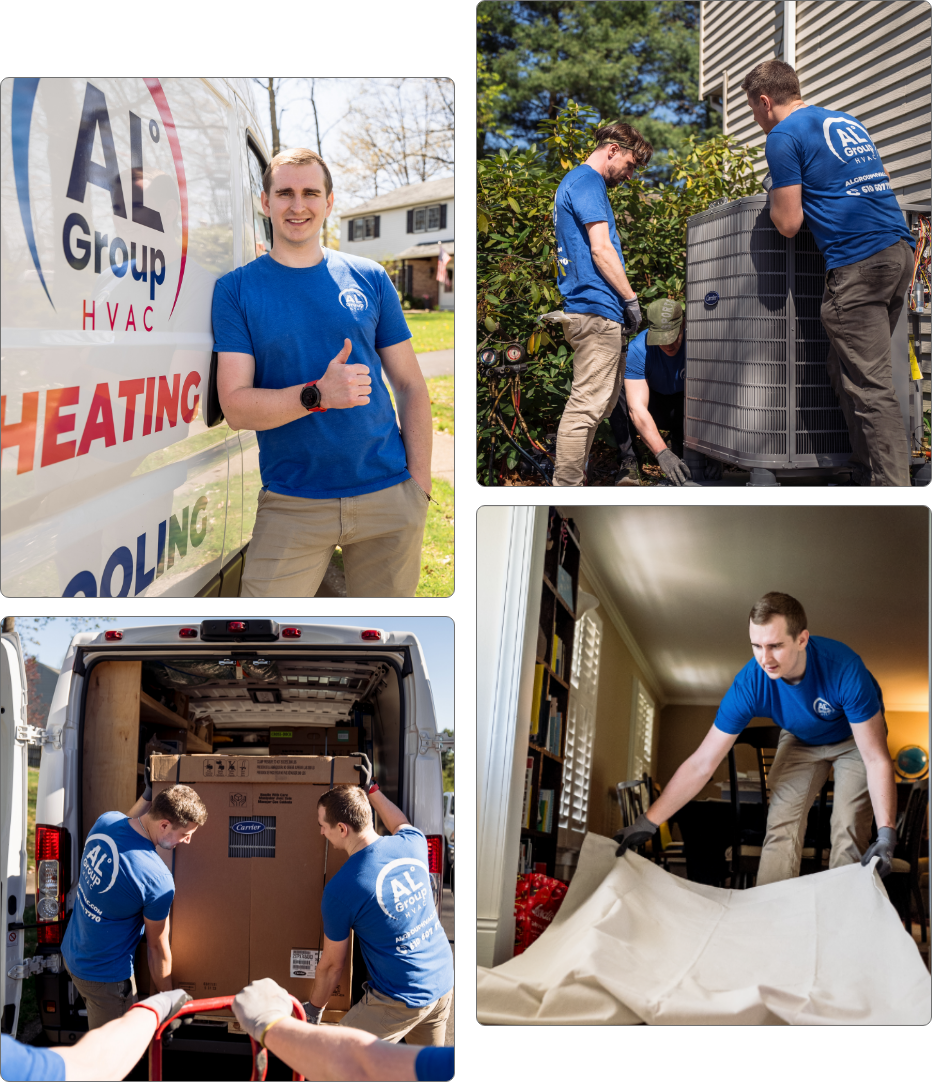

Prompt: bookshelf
[519,508,580,878]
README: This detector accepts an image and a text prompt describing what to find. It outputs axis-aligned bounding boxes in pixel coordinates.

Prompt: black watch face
[301,384,321,410]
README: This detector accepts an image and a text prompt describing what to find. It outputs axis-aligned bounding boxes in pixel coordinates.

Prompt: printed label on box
[256,761,317,776]
[290,949,320,978]
[203,758,249,777]
[258,792,293,805]
[229,792,248,807]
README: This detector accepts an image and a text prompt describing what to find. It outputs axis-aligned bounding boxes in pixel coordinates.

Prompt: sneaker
[614,458,640,486]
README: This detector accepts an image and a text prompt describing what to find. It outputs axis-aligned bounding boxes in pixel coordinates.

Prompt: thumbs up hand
[316,339,372,409]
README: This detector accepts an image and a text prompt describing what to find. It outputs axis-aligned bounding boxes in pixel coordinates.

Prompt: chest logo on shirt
[338,287,368,313]
[82,833,120,894]
[813,697,836,718]
[374,858,431,922]
[822,118,877,165]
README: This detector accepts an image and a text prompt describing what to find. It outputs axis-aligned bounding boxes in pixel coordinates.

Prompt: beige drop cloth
[478,832,931,1025]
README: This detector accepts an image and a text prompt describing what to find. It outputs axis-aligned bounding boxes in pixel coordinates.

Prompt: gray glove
[301,1000,324,1025]
[860,826,897,878]
[352,752,373,791]
[232,978,293,1046]
[656,448,692,485]
[130,988,191,1026]
[623,296,642,334]
[614,812,659,857]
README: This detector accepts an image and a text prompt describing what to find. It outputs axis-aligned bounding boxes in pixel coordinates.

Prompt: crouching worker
[233,978,454,1081]
[610,298,691,486]
[306,758,453,1044]
[61,783,207,1028]
[0,989,191,1081]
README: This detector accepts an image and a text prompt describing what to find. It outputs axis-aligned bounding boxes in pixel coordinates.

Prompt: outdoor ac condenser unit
[684,193,910,484]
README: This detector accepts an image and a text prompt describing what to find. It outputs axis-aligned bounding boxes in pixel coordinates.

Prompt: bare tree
[334,78,454,202]
[304,79,351,247]
[254,78,285,157]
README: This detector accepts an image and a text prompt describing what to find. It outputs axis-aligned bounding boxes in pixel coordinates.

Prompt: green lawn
[426,376,453,435]
[416,478,454,597]
[406,312,454,353]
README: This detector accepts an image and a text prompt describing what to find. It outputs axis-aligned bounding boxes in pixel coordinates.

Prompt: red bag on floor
[514,873,568,955]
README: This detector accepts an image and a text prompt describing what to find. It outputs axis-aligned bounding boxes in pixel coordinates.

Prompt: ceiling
[564,506,929,711]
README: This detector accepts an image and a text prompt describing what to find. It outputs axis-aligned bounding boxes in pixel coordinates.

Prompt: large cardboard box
[269,726,327,756]
[150,755,357,1008]
[326,726,359,752]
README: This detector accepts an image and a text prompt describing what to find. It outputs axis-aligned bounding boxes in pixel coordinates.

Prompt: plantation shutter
[439,204,447,229]
[406,209,414,233]
[628,679,656,782]
[373,215,380,238]
[559,609,603,838]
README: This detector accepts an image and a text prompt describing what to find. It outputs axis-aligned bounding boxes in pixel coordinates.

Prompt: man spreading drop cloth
[616,592,897,885]
[213,149,433,595]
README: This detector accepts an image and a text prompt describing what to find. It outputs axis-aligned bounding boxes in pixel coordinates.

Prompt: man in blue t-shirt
[542,122,653,486]
[740,59,915,487]
[61,784,207,1028]
[609,298,695,486]
[212,148,434,596]
[616,592,898,886]
[306,764,452,1044]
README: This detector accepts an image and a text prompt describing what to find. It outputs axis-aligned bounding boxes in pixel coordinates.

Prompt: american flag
[436,242,451,283]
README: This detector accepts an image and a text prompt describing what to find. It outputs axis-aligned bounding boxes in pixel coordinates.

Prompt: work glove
[614,812,659,857]
[233,978,293,1047]
[301,1001,325,1025]
[130,988,191,1027]
[352,752,373,791]
[143,756,153,802]
[622,296,642,334]
[860,826,897,879]
[656,448,692,486]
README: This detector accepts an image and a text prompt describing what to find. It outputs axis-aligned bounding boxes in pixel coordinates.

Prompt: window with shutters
[559,609,602,836]
[408,204,446,233]
[628,679,656,782]
[349,216,379,241]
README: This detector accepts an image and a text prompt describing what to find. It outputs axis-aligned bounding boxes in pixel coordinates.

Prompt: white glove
[232,978,293,1046]
[130,988,191,1025]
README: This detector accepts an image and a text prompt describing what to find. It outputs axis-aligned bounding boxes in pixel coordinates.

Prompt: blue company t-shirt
[714,635,882,746]
[61,812,174,983]
[321,826,453,1008]
[211,249,413,499]
[554,164,630,323]
[625,329,685,396]
[415,1046,454,1082]
[765,106,914,271]
[0,1036,66,1082]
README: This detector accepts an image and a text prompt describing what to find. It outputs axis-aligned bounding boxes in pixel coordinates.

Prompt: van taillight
[228,621,247,633]
[179,628,198,638]
[104,630,123,641]
[281,627,301,639]
[361,630,381,641]
[36,826,64,944]
[425,834,443,875]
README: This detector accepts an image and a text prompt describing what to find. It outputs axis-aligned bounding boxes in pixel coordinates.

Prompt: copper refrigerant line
[480,342,554,486]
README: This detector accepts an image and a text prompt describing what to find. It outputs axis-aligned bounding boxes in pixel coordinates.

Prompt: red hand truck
[149,994,308,1081]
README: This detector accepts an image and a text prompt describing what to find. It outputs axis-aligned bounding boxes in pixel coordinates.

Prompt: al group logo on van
[11,77,189,323]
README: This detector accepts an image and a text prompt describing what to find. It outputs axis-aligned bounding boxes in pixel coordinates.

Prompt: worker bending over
[306,757,453,1043]
[742,59,916,486]
[617,592,897,884]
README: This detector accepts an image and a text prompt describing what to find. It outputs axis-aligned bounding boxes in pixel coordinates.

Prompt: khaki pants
[756,730,873,886]
[339,982,452,1045]
[820,239,914,487]
[67,970,136,1030]
[241,479,429,597]
[551,313,625,486]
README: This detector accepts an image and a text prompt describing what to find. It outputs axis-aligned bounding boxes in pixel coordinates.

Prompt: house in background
[26,660,59,766]
[341,176,454,310]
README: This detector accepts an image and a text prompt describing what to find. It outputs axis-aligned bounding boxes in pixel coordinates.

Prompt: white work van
[1,77,276,597]
[0,620,447,1051]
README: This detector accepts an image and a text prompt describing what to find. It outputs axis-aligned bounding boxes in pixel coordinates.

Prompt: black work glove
[143,756,153,802]
[656,448,692,486]
[351,752,373,791]
[614,812,659,857]
[301,1001,324,1025]
[622,296,642,334]
[860,826,897,878]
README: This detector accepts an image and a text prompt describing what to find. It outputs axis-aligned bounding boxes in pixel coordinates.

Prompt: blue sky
[24,617,453,732]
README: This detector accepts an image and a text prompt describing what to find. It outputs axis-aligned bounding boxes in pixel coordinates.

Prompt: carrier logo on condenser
[338,287,368,312]
[11,77,189,318]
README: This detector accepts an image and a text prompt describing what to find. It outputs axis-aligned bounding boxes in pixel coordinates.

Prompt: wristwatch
[300,381,326,413]
[368,781,380,796]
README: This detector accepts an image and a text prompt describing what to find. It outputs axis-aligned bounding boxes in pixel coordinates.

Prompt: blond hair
[263,148,333,198]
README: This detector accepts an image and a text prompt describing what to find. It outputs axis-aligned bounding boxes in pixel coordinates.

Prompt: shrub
[477,102,762,479]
